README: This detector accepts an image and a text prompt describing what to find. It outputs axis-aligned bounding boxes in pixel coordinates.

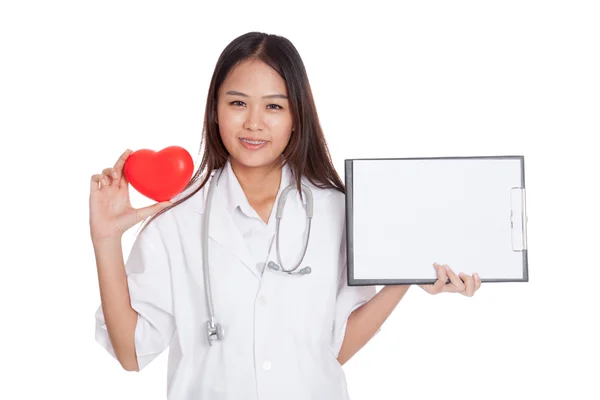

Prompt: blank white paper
[347,157,528,284]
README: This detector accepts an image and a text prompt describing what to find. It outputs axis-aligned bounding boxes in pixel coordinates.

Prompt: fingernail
[113,171,118,178]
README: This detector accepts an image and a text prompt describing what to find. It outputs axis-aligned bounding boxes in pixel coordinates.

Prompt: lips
[240,138,268,145]
[239,137,269,150]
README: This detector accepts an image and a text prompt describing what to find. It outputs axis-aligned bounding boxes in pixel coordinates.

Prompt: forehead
[221,59,287,95]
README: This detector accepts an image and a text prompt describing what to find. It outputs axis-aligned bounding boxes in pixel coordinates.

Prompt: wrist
[92,235,122,251]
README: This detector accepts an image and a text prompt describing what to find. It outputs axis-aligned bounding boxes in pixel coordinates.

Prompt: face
[216,59,294,170]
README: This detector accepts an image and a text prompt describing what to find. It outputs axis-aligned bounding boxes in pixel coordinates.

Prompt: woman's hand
[89,149,171,242]
[418,263,481,297]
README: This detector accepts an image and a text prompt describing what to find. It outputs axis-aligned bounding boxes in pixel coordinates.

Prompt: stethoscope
[203,167,314,346]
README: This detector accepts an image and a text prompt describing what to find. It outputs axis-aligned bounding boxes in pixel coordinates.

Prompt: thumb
[136,201,173,222]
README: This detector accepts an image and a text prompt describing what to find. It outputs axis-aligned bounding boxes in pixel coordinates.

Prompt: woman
[90,31,481,399]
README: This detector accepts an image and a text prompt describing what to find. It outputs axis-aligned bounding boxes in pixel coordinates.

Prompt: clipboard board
[345,156,528,286]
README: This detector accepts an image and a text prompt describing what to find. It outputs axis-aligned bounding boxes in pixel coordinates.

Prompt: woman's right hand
[89,149,172,242]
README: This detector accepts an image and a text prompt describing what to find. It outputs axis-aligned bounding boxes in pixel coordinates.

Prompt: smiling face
[216,58,294,171]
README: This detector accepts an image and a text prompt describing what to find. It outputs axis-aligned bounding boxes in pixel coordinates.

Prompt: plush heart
[123,146,194,202]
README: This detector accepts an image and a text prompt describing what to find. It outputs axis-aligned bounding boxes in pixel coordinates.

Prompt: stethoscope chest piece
[206,320,225,346]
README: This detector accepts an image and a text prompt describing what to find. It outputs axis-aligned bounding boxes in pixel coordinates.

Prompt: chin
[230,151,282,170]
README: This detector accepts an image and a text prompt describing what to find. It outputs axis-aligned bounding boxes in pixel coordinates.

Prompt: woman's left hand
[418,263,481,297]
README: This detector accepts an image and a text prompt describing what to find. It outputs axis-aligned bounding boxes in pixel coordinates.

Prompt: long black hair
[142,31,343,230]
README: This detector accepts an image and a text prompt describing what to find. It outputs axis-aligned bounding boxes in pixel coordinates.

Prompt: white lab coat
[95,164,377,400]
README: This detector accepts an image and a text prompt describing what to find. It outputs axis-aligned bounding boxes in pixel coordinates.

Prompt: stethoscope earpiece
[298,266,311,275]
[267,262,312,275]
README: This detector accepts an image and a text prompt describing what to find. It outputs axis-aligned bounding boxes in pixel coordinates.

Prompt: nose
[243,107,265,131]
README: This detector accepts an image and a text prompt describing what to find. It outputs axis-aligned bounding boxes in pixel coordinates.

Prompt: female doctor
[90,31,481,399]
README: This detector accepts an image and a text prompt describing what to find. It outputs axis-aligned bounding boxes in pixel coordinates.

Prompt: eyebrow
[225,90,288,100]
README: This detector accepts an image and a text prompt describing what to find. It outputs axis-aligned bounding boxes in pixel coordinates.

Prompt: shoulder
[169,172,210,214]
[302,178,341,199]
[140,172,209,234]
[302,178,346,221]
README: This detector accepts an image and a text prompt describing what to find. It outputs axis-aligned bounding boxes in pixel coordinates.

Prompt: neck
[230,158,283,201]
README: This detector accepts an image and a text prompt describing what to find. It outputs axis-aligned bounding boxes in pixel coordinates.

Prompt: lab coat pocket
[276,258,337,338]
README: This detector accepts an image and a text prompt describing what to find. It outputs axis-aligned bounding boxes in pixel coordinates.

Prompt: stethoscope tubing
[202,167,313,345]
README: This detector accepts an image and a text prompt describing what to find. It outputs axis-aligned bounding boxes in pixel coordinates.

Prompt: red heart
[123,146,194,202]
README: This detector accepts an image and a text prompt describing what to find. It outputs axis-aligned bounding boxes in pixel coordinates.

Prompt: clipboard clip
[510,187,528,251]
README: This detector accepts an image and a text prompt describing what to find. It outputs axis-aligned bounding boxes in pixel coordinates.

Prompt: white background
[1,1,599,399]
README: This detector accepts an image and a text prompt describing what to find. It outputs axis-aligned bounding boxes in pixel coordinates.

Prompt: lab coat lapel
[205,188,261,280]
[189,165,313,279]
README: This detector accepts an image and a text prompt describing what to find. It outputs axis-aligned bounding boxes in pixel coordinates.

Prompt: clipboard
[345,156,528,286]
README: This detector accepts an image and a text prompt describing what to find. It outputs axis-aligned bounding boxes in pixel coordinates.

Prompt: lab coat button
[257,296,266,305]
[262,361,271,371]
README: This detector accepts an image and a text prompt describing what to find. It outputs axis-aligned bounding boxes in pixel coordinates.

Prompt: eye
[229,101,283,110]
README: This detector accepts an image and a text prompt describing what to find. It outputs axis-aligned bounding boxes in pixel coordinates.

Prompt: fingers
[444,264,466,292]
[99,167,117,187]
[90,174,101,191]
[113,149,134,187]
[92,167,119,190]
[114,148,133,171]
[91,149,133,191]
[422,261,482,297]
[90,149,133,192]
[102,167,116,179]
[428,263,449,294]
[90,173,111,191]
[135,201,173,223]
[459,272,476,296]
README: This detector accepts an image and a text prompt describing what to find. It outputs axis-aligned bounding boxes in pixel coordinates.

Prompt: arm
[337,285,411,366]
[94,238,139,371]
[335,263,481,365]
